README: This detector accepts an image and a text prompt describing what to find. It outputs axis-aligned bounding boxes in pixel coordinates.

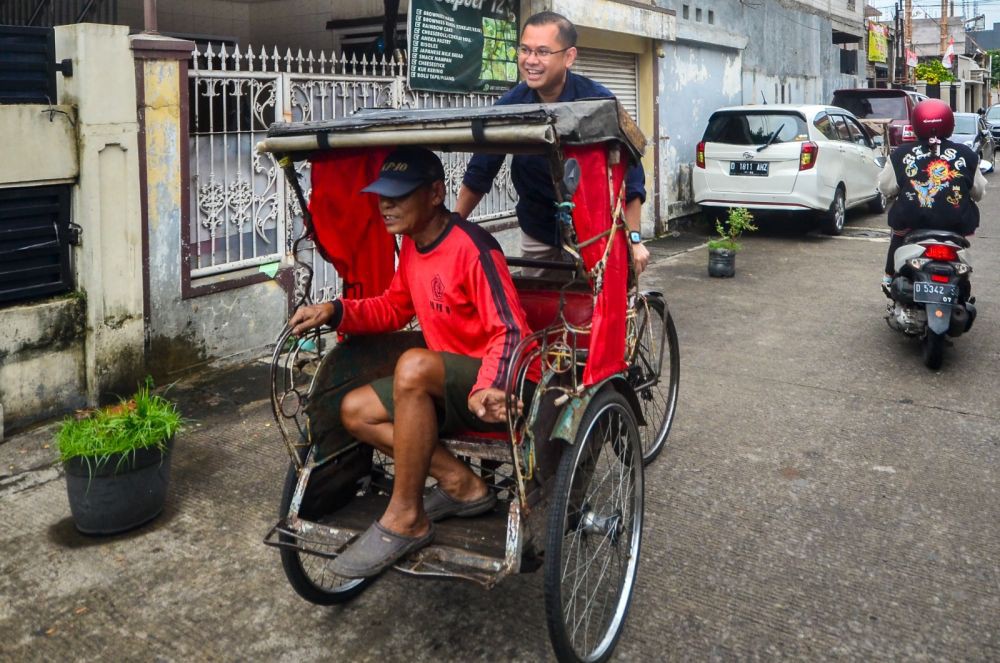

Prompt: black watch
[628,230,642,244]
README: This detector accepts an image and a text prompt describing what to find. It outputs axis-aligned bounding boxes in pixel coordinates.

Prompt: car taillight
[696,141,705,169]
[902,124,916,141]
[923,244,958,261]
[799,141,818,171]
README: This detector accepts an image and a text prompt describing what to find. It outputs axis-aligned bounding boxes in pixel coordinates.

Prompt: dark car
[952,112,996,163]
[984,104,1000,141]
[830,88,928,147]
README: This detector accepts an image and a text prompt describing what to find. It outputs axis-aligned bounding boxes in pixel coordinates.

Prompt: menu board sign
[408,0,520,93]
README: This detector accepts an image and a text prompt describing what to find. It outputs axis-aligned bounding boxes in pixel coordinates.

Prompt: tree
[914,59,956,84]
[988,49,1000,85]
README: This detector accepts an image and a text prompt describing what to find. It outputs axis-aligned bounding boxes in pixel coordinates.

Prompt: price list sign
[408,0,520,93]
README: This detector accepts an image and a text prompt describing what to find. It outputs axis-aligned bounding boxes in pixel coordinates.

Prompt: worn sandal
[424,485,497,522]
[329,521,435,578]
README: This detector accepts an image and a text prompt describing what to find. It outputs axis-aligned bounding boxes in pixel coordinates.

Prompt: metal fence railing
[188,43,517,303]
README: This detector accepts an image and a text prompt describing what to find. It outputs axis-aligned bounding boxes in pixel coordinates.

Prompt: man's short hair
[522,11,577,48]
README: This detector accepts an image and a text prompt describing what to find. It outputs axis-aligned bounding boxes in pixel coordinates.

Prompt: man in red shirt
[289,147,538,578]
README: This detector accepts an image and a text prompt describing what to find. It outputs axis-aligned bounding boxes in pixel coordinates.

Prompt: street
[2,182,999,661]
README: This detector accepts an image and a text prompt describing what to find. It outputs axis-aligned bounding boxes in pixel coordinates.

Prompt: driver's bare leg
[341,349,487,537]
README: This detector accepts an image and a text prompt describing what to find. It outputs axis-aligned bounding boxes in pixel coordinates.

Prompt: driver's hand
[469,388,521,423]
[289,302,336,336]
[631,242,650,276]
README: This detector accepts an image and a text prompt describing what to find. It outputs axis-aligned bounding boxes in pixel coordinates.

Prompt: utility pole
[893,2,901,85]
[904,0,913,83]
[941,0,948,53]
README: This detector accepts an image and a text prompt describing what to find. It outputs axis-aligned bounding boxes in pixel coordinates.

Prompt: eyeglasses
[516,45,571,59]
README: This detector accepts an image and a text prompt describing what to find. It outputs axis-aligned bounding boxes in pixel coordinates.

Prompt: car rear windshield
[953,115,978,135]
[703,111,809,146]
[831,92,908,120]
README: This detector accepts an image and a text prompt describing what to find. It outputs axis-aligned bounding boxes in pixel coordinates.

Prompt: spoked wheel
[544,389,644,663]
[922,330,945,370]
[278,463,373,604]
[628,294,680,465]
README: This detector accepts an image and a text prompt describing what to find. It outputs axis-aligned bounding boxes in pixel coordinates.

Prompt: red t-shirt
[329,215,540,395]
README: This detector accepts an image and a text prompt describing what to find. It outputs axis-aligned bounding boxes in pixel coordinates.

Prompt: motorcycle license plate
[730,161,769,176]
[913,281,958,305]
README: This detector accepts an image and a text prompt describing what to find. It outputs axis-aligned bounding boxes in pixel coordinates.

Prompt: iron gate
[188,44,517,303]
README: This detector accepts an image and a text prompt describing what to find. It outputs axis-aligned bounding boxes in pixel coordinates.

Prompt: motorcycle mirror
[979,160,993,173]
[562,158,581,198]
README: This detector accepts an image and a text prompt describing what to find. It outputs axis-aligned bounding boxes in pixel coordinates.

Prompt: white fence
[188,44,517,302]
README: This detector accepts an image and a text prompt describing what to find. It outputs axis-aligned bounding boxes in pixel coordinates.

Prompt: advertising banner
[408,0,520,93]
[867,21,889,63]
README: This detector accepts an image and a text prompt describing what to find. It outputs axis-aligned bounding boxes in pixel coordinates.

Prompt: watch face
[629,231,642,244]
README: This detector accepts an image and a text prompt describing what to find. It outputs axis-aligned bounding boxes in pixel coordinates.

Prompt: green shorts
[370,352,507,435]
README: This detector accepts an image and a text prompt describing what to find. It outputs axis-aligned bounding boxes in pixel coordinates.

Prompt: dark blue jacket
[462,71,647,247]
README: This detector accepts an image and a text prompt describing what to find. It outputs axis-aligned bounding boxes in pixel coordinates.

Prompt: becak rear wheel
[544,388,644,662]
[278,462,374,604]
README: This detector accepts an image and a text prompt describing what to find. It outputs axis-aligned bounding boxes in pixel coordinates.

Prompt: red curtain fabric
[564,144,629,386]
[308,148,395,300]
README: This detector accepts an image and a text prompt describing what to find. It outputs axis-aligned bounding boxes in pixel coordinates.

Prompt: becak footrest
[264,493,517,588]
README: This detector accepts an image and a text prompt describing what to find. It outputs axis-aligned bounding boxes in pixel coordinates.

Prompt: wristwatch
[628,230,642,244]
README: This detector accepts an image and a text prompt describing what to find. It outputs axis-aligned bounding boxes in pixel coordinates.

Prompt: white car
[692,104,886,235]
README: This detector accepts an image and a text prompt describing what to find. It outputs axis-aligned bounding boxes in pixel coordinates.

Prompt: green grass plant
[57,379,181,472]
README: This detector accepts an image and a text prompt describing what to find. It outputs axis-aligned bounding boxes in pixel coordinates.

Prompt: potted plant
[57,379,182,535]
[707,207,757,278]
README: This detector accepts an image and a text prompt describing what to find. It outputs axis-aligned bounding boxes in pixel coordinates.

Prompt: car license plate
[730,161,769,176]
[913,281,958,305]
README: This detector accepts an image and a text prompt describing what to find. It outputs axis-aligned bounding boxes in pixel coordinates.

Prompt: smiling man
[456,11,650,275]
[288,146,538,578]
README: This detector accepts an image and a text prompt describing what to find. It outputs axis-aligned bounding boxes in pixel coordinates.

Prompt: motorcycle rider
[878,99,986,291]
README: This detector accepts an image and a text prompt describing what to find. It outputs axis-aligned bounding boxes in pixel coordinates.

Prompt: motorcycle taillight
[923,244,958,261]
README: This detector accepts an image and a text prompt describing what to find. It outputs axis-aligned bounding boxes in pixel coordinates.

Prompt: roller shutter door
[574,48,639,123]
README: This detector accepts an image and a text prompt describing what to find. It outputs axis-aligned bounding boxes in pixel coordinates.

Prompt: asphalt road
[1,180,998,661]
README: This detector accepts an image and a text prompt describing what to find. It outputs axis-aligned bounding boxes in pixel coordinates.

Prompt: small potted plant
[57,379,181,535]
[707,207,757,278]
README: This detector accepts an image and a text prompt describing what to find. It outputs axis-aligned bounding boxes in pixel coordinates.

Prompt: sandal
[424,485,497,522]
[329,521,435,578]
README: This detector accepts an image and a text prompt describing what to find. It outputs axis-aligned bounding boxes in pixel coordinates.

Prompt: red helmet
[911,99,954,140]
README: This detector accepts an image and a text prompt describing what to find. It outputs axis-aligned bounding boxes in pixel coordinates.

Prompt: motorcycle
[884,229,976,369]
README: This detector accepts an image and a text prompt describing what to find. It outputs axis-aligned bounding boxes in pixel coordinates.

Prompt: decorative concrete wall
[132,36,290,379]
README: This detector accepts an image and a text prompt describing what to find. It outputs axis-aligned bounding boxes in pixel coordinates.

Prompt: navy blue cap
[362,147,446,197]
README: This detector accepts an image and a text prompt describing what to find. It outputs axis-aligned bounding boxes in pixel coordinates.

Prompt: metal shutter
[0,26,57,105]
[0,185,74,305]
[574,48,639,124]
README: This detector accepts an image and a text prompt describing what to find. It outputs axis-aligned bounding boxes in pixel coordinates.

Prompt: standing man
[456,11,650,275]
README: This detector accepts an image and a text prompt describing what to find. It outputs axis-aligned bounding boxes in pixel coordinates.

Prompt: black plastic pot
[63,436,174,535]
[708,248,736,278]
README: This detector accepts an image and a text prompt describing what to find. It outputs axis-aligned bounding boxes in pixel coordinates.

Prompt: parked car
[951,112,996,164]
[693,104,886,235]
[830,88,927,147]
[983,104,1000,141]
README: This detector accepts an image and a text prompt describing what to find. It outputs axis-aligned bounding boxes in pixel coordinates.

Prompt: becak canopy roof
[259,98,645,164]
